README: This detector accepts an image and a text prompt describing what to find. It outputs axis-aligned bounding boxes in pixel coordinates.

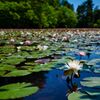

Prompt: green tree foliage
[93,9,100,27]
[0,1,32,28]
[77,0,93,27]
[0,0,77,28]
[48,0,60,9]
[57,6,77,27]
[61,0,74,11]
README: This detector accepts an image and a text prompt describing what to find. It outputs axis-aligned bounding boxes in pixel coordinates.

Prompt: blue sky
[68,0,100,11]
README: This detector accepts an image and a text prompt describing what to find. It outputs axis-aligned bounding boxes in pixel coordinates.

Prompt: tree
[61,0,74,10]
[0,0,78,28]
[57,6,77,28]
[48,0,60,9]
[93,9,100,27]
[77,2,87,27]
[77,0,93,27]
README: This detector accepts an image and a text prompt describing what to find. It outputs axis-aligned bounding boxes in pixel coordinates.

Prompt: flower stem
[70,73,73,87]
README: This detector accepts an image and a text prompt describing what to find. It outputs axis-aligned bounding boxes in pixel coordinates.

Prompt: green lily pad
[16,51,31,58]
[4,70,32,77]
[0,71,6,76]
[30,50,52,59]
[68,91,91,100]
[3,56,25,65]
[81,77,100,87]
[94,68,100,73]
[0,82,39,99]
[87,59,100,66]
[0,64,16,71]
[0,46,15,54]
[53,56,73,64]
[24,61,56,72]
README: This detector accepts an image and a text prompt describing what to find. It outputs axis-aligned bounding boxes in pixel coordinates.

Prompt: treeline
[77,0,100,28]
[0,0,100,28]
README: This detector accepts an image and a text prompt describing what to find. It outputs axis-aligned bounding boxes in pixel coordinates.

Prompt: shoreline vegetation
[0,28,100,33]
[0,0,100,28]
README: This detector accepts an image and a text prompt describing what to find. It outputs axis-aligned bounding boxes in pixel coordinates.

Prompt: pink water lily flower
[78,51,86,56]
[24,40,32,45]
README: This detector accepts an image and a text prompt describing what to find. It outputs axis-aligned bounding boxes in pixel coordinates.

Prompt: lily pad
[0,64,16,71]
[87,59,100,66]
[0,71,6,76]
[0,82,39,99]
[24,61,56,72]
[0,46,15,54]
[68,91,91,100]
[81,77,100,87]
[16,51,31,58]
[3,56,25,65]
[4,70,32,77]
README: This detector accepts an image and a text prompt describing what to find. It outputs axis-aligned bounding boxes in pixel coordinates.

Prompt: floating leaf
[4,70,32,77]
[0,82,39,99]
[25,61,56,72]
[0,64,16,71]
[0,46,15,54]
[3,56,25,65]
[0,71,5,76]
[94,67,100,73]
[87,59,100,66]
[16,51,31,58]
[81,77,100,87]
[68,91,91,100]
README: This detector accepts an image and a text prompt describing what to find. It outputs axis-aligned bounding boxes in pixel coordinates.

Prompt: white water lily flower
[43,46,48,50]
[20,42,24,45]
[64,60,83,76]
[17,46,21,52]
[20,31,24,35]
[26,32,32,35]
[37,45,48,51]
[0,31,5,35]
[10,38,15,42]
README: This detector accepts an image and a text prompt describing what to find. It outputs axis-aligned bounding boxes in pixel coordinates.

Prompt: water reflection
[24,68,100,100]
[0,71,48,89]
[24,69,68,100]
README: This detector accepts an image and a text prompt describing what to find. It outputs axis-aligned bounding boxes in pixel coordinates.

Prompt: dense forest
[0,0,100,28]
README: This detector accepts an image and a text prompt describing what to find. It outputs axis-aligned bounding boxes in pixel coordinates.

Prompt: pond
[0,30,100,100]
